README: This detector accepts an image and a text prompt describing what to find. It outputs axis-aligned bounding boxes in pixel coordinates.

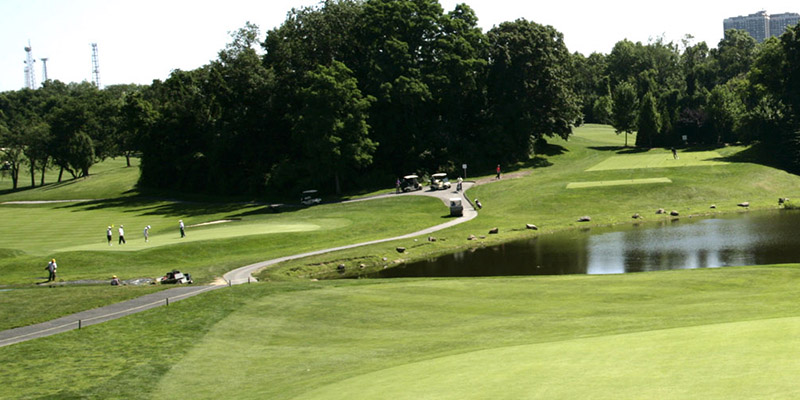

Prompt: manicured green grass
[566,177,672,189]
[0,157,141,200]
[586,150,727,171]
[0,285,165,331]
[0,156,445,327]
[262,124,800,279]
[4,266,800,399]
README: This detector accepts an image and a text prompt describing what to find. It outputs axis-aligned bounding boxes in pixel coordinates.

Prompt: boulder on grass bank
[468,234,477,241]
[632,213,641,219]
[489,227,499,234]
[396,247,406,253]
[656,208,666,214]
[526,224,538,230]
[738,202,750,208]
[577,216,591,222]
[670,210,680,216]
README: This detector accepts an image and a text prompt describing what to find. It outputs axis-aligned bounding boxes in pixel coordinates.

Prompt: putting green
[56,220,336,252]
[296,316,800,399]
[567,177,672,189]
[586,151,727,172]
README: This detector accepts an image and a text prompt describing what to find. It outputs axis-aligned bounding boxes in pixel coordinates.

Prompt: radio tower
[23,41,36,89]
[91,43,101,88]
[40,58,49,82]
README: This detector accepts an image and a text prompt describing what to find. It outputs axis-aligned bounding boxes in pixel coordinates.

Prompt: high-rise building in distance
[723,11,800,42]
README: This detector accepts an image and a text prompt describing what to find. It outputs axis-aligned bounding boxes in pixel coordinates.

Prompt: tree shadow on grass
[588,146,650,154]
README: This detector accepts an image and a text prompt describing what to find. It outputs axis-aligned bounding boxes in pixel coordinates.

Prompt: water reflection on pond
[371,211,800,278]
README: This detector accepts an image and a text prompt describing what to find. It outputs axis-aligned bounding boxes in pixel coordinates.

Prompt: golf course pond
[371,210,800,278]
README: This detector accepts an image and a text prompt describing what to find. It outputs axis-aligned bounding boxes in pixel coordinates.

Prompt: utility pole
[23,41,36,89]
[40,58,49,82]
[91,43,101,88]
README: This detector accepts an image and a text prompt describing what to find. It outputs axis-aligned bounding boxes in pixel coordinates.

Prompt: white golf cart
[400,175,422,192]
[301,189,322,206]
[430,172,452,190]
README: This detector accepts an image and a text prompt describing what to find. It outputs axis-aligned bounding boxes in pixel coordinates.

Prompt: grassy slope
[0,158,443,329]
[3,266,800,398]
[260,124,800,279]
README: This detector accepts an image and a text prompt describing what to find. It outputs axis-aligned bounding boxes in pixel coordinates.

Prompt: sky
[1,0,799,93]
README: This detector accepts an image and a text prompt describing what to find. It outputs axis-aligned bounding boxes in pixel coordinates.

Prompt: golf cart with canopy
[301,190,322,206]
[400,175,422,192]
[430,173,451,191]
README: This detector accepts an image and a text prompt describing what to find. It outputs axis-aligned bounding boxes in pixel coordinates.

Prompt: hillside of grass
[4,266,800,398]
[261,124,800,279]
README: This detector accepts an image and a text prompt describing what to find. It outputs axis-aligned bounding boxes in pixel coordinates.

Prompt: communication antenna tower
[91,43,101,88]
[23,41,36,89]
[40,58,49,82]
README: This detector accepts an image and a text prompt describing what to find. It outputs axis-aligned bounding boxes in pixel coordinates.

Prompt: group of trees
[4,0,800,196]
[572,25,800,171]
[137,0,580,195]
[0,81,137,189]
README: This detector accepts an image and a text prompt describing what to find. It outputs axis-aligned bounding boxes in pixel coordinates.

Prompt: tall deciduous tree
[292,61,376,194]
[636,91,661,148]
[611,81,638,147]
[486,19,581,162]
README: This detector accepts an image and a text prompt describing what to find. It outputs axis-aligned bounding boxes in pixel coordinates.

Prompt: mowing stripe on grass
[296,316,800,399]
[586,151,727,172]
[567,177,672,189]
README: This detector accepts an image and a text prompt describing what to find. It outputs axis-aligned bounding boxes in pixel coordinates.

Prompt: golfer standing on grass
[118,225,126,245]
[45,258,57,282]
[107,226,113,246]
[179,220,185,238]
[144,225,151,243]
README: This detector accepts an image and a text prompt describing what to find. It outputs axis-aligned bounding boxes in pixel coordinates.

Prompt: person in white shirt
[143,225,151,243]
[118,225,126,244]
[179,220,185,238]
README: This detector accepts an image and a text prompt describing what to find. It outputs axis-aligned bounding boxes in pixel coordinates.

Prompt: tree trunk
[335,172,341,195]
[125,153,131,167]
[29,161,36,188]
[40,157,48,186]
[625,132,628,147]
[58,166,64,182]
[11,165,19,189]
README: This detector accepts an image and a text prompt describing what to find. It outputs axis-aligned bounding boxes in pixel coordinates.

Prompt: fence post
[78,319,82,329]
[166,297,169,306]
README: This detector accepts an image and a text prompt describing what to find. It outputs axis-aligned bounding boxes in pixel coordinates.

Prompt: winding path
[0,182,477,347]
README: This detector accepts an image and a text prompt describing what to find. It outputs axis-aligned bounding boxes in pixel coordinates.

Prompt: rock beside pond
[738,202,750,207]
[428,236,437,242]
[670,210,680,216]
[337,264,346,272]
[489,227,499,234]
[396,247,406,253]
[710,204,716,209]
[779,197,789,205]
[632,213,641,219]
[656,208,666,214]
[468,234,477,240]
[526,223,538,230]
[577,216,591,222]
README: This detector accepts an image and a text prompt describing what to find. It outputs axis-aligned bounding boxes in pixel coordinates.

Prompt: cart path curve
[0,182,477,347]
[223,182,477,284]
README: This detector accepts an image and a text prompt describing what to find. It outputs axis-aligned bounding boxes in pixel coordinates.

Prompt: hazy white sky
[1,0,798,92]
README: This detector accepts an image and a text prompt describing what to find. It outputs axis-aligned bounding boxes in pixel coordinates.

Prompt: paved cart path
[0,183,477,347]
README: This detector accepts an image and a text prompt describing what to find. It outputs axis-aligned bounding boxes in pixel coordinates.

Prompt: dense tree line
[572,25,800,172]
[4,0,800,196]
